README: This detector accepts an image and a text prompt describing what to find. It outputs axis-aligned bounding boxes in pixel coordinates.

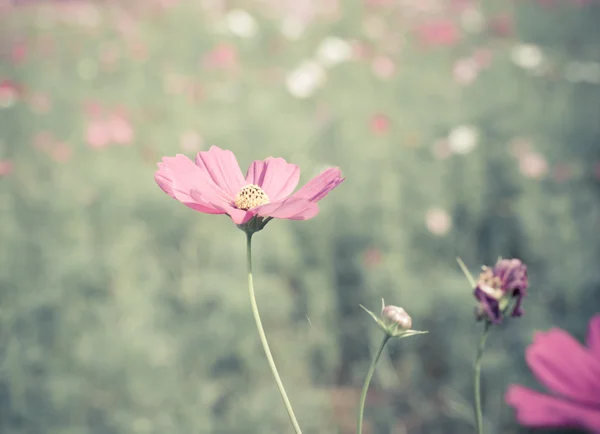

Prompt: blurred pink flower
[370,114,391,135]
[363,247,383,269]
[425,207,452,235]
[519,152,548,179]
[372,56,396,80]
[417,19,460,47]
[202,43,238,71]
[84,105,134,149]
[453,58,479,85]
[488,14,513,37]
[155,146,344,225]
[0,160,13,177]
[0,79,21,108]
[506,314,600,433]
[10,42,27,64]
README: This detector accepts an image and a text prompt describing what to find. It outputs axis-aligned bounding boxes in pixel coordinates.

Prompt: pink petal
[155,154,230,214]
[527,328,600,407]
[291,167,345,203]
[257,197,319,220]
[190,189,255,224]
[245,157,300,202]
[586,314,600,358]
[195,146,246,198]
[506,385,600,433]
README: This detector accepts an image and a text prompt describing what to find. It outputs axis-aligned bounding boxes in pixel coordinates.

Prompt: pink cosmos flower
[155,146,344,226]
[506,314,600,433]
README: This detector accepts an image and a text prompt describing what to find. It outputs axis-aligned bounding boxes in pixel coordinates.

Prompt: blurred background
[1,0,600,433]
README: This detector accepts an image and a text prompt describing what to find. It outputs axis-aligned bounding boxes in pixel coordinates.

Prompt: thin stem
[245,233,302,434]
[357,335,390,434]
[474,321,491,434]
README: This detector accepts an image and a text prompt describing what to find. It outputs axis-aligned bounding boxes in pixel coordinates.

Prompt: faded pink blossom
[363,247,383,269]
[202,43,238,70]
[506,314,600,433]
[84,105,134,148]
[453,58,479,85]
[417,19,460,47]
[488,14,513,37]
[0,160,13,177]
[426,207,452,235]
[553,163,573,183]
[10,42,27,64]
[519,152,548,179]
[0,79,21,108]
[432,139,452,160]
[370,114,391,135]
[155,146,344,225]
[52,143,73,163]
[372,56,396,80]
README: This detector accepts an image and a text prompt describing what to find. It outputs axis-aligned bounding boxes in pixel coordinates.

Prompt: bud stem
[357,335,390,434]
[245,233,303,434]
[474,321,491,434]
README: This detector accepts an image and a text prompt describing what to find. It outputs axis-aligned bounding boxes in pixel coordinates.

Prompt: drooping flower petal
[473,288,501,324]
[506,385,600,433]
[257,197,319,220]
[586,314,600,358]
[245,157,300,201]
[292,167,345,202]
[527,328,600,407]
[155,155,227,214]
[195,146,246,197]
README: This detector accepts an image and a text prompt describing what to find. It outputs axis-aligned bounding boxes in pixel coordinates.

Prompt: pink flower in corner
[506,314,600,433]
[155,146,344,227]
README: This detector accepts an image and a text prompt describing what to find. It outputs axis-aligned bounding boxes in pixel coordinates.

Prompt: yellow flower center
[234,184,270,210]
[477,267,504,300]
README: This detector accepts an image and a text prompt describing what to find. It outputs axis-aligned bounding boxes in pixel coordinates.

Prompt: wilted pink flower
[506,314,600,433]
[417,19,460,47]
[155,146,344,227]
[474,258,528,324]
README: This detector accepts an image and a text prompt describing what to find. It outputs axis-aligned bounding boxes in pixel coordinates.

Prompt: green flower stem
[474,321,491,434]
[245,233,302,434]
[357,334,390,434]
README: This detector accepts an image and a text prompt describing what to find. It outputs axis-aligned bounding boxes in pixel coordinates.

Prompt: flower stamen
[234,184,270,210]
[477,267,504,300]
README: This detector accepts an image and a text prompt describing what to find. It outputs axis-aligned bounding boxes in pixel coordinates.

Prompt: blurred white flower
[564,61,600,84]
[460,7,484,34]
[280,17,306,40]
[448,125,479,155]
[426,208,452,236]
[519,152,548,179]
[225,9,257,38]
[285,61,326,98]
[315,37,353,68]
[511,44,544,70]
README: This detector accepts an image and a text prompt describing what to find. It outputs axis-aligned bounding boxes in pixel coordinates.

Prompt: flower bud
[382,305,412,331]
[360,299,427,339]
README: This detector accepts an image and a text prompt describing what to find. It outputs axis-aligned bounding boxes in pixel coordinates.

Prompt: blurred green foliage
[1,0,599,433]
